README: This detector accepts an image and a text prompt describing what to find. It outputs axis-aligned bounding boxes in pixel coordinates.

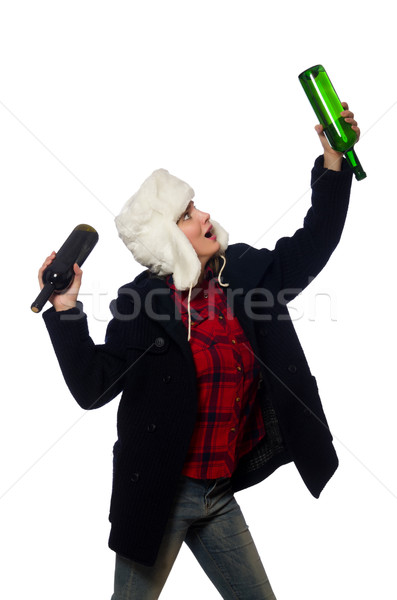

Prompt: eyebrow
[183,201,194,216]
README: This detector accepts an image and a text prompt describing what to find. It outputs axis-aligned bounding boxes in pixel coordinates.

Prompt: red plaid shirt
[167,272,266,479]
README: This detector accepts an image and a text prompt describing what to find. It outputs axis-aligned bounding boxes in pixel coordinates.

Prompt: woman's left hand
[315,102,361,170]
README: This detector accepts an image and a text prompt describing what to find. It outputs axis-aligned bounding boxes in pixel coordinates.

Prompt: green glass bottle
[299,64,366,181]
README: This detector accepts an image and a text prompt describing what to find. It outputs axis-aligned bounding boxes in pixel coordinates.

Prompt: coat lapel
[142,276,194,359]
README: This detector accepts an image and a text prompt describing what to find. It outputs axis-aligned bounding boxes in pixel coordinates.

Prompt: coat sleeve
[224,156,354,301]
[270,155,353,297]
[42,289,135,410]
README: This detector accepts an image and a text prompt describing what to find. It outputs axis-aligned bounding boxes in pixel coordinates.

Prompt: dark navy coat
[43,156,353,565]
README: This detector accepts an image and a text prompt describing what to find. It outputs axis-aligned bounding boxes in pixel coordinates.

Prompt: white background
[1,1,396,599]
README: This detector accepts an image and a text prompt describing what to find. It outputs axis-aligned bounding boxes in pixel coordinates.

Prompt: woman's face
[177,201,220,266]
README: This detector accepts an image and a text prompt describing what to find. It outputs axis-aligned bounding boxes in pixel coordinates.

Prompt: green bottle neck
[345,147,367,181]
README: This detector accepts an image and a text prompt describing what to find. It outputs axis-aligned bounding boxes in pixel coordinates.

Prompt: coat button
[155,337,165,348]
[288,364,297,373]
[163,375,172,383]
[130,473,140,483]
[147,424,157,432]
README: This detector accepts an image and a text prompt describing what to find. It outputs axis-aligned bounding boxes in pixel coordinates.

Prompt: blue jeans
[111,476,277,599]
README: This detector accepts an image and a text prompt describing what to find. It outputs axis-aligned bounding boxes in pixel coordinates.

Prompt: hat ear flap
[164,222,201,290]
[211,220,229,254]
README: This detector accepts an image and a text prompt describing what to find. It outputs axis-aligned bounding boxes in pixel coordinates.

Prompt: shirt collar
[166,264,215,292]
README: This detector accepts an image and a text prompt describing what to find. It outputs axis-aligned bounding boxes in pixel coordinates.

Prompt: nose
[197,209,210,222]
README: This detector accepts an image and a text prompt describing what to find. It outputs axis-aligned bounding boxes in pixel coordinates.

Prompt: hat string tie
[187,284,193,341]
[218,254,229,288]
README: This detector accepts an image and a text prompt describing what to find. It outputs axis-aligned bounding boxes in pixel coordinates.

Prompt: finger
[70,264,83,291]
[73,263,83,276]
[341,101,349,110]
[38,252,56,278]
[341,110,354,119]
[314,124,324,135]
[343,112,360,141]
[314,124,333,153]
[41,251,56,268]
[352,125,361,141]
[62,264,83,302]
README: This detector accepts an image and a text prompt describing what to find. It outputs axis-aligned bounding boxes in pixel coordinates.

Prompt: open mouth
[204,226,214,238]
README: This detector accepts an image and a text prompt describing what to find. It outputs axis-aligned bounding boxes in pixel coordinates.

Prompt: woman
[39,104,360,599]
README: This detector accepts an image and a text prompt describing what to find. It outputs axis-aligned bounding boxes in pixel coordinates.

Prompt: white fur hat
[115,169,229,290]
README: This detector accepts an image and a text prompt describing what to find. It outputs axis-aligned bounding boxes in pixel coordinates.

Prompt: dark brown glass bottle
[31,224,98,313]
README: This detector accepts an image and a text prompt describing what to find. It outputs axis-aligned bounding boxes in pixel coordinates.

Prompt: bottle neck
[345,147,367,181]
[31,282,55,313]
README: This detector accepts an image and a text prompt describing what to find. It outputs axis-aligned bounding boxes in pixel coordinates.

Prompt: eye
[177,202,194,223]
[178,210,191,223]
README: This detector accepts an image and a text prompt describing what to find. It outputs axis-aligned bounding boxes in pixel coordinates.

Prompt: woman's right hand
[38,252,83,312]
